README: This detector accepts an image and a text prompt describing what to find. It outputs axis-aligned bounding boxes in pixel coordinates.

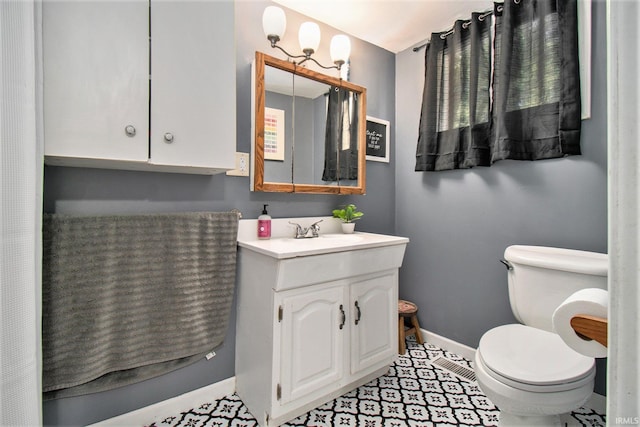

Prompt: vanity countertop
[237,217,409,259]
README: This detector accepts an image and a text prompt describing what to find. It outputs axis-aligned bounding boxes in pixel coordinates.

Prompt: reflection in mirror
[263,66,294,184]
[292,74,331,186]
[252,52,366,194]
[321,86,360,187]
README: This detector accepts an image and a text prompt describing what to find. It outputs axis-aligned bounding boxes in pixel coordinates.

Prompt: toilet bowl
[474,246,607,426]
[475,324,595,426]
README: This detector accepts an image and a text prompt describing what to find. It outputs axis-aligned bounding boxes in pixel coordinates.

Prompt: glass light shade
[330,35,351,64]
[298,22,321,54]
[262,6,286,39]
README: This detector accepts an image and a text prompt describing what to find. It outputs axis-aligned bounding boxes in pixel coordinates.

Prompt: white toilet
[474,245,607,426]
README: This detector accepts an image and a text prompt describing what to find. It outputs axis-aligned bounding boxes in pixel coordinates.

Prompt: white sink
[279,234,365,244]
[240,232,405,259]
[236,216,410,290]
[318,233,365,242]
[236,217,408,260]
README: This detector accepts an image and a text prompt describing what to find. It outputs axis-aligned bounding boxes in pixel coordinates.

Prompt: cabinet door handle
[164,132,174,143]
[354,301,361,325]
[124,125,136,137]
[339,304,345,330]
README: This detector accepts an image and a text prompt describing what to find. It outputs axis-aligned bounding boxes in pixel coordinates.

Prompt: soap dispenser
[258,204,271,240]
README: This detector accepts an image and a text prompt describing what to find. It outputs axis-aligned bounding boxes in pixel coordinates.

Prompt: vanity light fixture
[262,5,351,73]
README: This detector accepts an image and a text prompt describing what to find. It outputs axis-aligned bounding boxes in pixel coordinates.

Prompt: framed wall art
[365,116,390,163]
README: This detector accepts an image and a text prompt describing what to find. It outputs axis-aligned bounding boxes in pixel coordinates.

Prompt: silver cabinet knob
[164,133,174,143]
[124,125,136,137]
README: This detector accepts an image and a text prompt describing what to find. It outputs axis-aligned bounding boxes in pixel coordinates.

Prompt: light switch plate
[226,152,250,177]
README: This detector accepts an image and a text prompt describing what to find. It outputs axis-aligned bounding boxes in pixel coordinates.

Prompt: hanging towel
[42,211,239,399]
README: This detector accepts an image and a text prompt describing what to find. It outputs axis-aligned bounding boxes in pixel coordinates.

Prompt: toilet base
[499,412,561,427]
[474,350,594,425]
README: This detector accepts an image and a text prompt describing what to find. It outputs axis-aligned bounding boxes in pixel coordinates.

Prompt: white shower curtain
[0,1,43,425]
[607,0,640,418]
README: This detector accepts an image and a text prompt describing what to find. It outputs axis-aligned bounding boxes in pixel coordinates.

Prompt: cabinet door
[278,286,345,404]
[43,1,149,162]
[350,272,398,374]
[149,1,235,171]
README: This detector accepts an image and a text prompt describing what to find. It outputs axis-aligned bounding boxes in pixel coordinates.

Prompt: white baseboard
[421,328,477,362]
[90,377,236,427]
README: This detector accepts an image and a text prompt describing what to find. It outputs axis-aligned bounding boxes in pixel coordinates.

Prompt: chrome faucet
[309,220,322,237]
[289,220,323,239]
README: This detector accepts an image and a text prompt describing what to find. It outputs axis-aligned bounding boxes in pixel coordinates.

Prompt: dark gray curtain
[323,87,359,181]
[491,0,581,162]
[415,14,492,171]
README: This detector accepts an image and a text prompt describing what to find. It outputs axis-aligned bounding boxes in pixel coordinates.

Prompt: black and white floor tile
[147,337,606,427]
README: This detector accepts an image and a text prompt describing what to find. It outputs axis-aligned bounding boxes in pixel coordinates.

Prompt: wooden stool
[398,300,423,354]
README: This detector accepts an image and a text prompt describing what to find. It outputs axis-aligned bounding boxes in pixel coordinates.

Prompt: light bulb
[330,35,351,67]
[298,22,321,56]
[262,6,286,42]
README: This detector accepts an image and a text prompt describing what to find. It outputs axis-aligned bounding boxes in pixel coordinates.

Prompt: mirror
[251,52,367,194]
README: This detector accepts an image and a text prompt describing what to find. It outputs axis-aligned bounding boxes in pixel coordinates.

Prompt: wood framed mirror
[251,51,367,194]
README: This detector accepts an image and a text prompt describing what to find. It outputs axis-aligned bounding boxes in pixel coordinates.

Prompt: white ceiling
[272,0,494,53]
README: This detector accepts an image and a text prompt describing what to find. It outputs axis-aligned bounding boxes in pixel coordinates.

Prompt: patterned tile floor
[148,337,606,427]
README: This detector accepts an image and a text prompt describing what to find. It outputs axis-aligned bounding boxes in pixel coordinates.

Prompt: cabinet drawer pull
[339,304,345,330]
[354,301,361,325]
[164,132,174,143]
[124,125,136,137]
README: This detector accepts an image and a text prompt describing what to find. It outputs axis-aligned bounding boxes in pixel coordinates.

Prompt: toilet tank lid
[504,245,607,277]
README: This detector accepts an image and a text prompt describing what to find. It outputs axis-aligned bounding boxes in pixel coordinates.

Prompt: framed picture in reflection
[264,107,285,161]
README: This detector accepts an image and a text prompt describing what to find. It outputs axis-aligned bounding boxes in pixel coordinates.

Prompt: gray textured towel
[42,211,239,399]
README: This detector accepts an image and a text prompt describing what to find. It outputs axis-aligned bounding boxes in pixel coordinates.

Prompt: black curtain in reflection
[323,87,358,182]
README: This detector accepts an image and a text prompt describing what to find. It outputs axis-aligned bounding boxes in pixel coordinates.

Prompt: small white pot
[341,222,356,234]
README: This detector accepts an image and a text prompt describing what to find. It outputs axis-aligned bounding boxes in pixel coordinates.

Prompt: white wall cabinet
[235,219,408,427]
[43,1,235,175]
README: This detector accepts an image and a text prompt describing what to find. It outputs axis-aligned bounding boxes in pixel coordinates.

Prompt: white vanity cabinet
[43,1,235,174]
[235,218,408,427]
[277,272,397,406]
[349,273,398,373]
[277,284,345,405]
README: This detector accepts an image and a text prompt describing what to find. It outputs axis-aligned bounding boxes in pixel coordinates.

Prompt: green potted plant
[332,204,364,234]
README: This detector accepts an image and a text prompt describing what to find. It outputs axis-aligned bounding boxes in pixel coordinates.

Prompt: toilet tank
[504,245,607,332]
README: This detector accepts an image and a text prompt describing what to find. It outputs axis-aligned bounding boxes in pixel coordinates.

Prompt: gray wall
[394,0,607,393]
[41,1,396,425]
